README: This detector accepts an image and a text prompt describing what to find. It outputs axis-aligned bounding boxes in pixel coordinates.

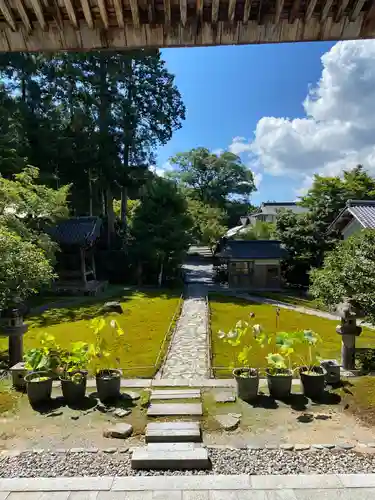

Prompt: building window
[230,261,254,274]
[267,266,279,279]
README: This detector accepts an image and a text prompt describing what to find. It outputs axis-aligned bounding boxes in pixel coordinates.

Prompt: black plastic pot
[96,369,121,402]
[233,368,259,401]
[60,371,87,405]
[299,366,326,399]
[25,371,53,406]
[266,369,293,399]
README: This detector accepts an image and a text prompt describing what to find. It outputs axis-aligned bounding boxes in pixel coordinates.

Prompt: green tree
[0,167,70,307]
[187,199,227,254]
[276,165,375,287]
[310,230,375,323]
[238,220,275,241]
[168,147,256,207]
[130,177,192,285]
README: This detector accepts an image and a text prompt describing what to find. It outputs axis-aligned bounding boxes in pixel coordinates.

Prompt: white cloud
[229,40,375,191]
[154,161,174,177]
[253,172,263,189]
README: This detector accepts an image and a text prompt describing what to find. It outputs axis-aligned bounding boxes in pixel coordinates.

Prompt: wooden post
[91,250,97,280]
[80,247,87,285]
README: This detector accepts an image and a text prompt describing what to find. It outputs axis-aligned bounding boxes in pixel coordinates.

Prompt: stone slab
[146,442,198,451]
[150,390,201,401]
[147,403,203,416]
[250,474,344,490]
[0,477,114,492]
[339,474,375,488]
[215,414,240,430]
[146,422,201,443]
[112,475,251,490]
[131,447,210,470]
[214,391,236,403]
[103,423,133,439]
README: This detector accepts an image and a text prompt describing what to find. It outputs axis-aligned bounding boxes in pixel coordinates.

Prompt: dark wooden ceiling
[0,0,374,51]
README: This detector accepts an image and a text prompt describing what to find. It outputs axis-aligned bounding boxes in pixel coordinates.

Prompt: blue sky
[158,41,336,205]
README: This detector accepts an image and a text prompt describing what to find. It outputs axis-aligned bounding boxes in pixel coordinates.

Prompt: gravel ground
[1,449,375,477]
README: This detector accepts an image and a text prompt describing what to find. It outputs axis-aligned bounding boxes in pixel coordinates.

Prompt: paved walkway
[159,283,210,380]
[1,474,375,498]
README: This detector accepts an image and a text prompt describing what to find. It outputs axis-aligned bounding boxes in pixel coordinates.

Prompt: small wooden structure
[47,216,106,295]
[215,239,286,289]
[0,1,374,51]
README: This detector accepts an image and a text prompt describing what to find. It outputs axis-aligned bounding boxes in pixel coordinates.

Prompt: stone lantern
[336,300,362,371]
[0,304,28,388]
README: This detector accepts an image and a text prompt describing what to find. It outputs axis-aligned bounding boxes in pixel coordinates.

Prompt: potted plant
[218,320,268,401]
[59,341,90,405]
[88,316,126,402]
[294,330,326,399]
[24,333,60,406]
[266,331,295,399]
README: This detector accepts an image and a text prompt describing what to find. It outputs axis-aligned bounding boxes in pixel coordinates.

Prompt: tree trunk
[158,259,164,287]
[88,169,93,216]
[120,185,128,232]
[106,184,115,248]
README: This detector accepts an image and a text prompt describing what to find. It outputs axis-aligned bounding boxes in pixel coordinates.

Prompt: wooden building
[327,199,375,240]
[47,216,107,295]
[0,1,374,51]
[215,239,286,289]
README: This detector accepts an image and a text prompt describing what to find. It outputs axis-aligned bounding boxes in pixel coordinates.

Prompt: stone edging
[2,442,375,457]
[1,474,375,492]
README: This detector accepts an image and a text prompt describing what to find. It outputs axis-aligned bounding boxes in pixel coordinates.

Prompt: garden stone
[337,443,355,450]
[121,391,140,401]
[101,301,123,315]
[214,391,236,403]
[280,444,294,450]
[103,447,117,453]
[70,415,79,420]
[46,410,63,417]
[113,408,131,418]
[229,412,241,419]
[294,444,310,451]
[321,444,336,449]
[215,414,240,430]
[103,423,133,439]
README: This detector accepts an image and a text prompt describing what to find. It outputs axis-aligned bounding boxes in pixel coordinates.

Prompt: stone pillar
[336,300,362,371]
[0,306,28,368]
[9,335,24,367]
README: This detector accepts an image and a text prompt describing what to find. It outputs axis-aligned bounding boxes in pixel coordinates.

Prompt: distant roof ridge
[346,199,375,207]
[230,239,282,243]
[262,201,298,206]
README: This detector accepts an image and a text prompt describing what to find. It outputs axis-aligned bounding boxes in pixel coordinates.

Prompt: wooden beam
[63,0,78,28]
[164,0,171,25]
[336,0,350,22]
[30,0,47,29]
[113,0,125,28]
[180,0,187,26]
[0,0,16,30]
[321,0,334,22]
[212,0,219,23]
[228,0,236,22]
[80,0,94,29]
[243,0,252,22]
[147,0,155,23]
[362,0,375,33]
[350,0,366,21]
[289,0,300,23]
[275,0,284,24]
[129,0,139,27]
[14,0,31,32]
[305,0,318,22]
[97,0,109,29]
[196,0,203,19]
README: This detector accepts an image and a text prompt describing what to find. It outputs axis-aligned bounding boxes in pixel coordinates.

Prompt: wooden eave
[0,0,374,51]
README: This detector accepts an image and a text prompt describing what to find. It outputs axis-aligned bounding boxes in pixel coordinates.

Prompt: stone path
[1,474,375,498]
[159,283,210,380]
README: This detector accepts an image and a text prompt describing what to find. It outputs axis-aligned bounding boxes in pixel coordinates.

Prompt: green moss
[0,382,19,414]
[210,294,375,377]
[250,291,328,312]
[334,377,375,427]
[0,289,181,378]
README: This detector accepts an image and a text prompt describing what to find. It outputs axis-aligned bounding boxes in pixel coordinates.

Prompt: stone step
[150,389,201,401]
[147,403,203,417]
[146,442,199,450]
[146,422,202,443]
[131,446,210,470]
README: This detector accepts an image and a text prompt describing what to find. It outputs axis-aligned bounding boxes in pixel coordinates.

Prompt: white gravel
[1,449,375,477]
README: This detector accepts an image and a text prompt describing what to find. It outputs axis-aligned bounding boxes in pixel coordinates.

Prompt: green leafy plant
[23,332,60,373]
[87,316,127,376]
[356,349,375,374]
[293,329,322,374]
[59,341,90,384]
[218,317,270,376]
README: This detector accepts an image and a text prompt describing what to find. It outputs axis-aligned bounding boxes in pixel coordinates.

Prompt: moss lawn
[0,289,182,378]
[210,293,375,377]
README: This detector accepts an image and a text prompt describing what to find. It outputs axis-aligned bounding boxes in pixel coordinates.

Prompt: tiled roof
[216,240,286,260]
[47,217,102,246]
[328,200,375,233]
